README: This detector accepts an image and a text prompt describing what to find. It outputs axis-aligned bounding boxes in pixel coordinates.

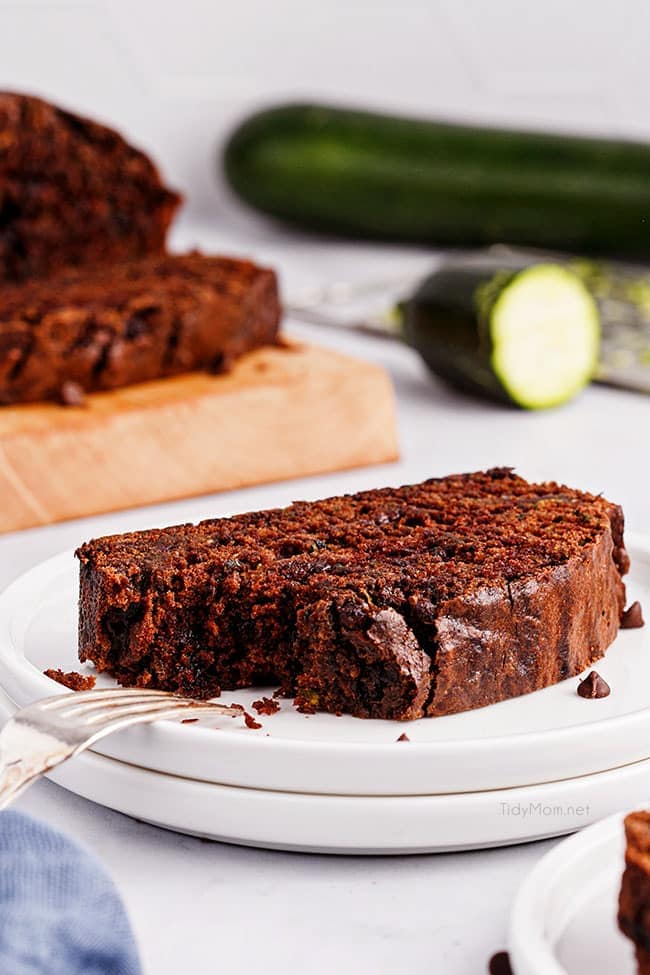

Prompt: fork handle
[0,760,35,811]
[0,745,71,811]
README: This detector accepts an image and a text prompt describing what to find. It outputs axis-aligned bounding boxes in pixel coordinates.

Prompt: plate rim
[1,667,648,854]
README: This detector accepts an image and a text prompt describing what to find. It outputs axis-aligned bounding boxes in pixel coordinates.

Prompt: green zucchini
[224,104,650,256]
[400,259,600,409]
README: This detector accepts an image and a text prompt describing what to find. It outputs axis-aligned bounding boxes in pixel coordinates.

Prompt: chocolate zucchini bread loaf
[76,469,628,720]
[0,92,180,282]
[619,812,650,975]
[0,253,280,403]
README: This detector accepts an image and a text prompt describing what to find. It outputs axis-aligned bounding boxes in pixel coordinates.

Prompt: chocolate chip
[59,380,86,406]
[396,732,410,742]
[577,670,611,699]
[621,601,645,629]
[488,952,513,975]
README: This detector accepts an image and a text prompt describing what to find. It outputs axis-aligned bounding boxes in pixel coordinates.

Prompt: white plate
[0,691,648,854]
[0,539,649,796]
[509,809,647,974]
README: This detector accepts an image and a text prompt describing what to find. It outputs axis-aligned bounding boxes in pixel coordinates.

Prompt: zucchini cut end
[490,264,600,409]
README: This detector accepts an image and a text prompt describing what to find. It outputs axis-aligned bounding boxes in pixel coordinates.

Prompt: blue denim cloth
[0,811,141,975]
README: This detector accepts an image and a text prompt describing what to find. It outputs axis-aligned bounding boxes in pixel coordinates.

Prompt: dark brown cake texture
[0,253,280,403]
[0,92,180,282]
[76,469,628,720]
[619,811,650,975]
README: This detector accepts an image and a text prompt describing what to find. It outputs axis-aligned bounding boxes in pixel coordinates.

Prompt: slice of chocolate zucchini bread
[0,92,180,282]
[76,469,628,720]
[619,812,650,975]
[0,252,280,403]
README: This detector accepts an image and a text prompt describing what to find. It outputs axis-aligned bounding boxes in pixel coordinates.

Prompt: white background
[1,2,650,973]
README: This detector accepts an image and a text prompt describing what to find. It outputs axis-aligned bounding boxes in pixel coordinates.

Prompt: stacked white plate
[1,539,650,854]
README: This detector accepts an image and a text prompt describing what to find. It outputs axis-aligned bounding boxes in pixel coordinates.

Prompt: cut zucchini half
[490,264,600,409]
[402,258,601,410]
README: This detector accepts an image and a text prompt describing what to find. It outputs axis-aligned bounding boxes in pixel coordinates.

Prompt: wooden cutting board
[0,340,399,533]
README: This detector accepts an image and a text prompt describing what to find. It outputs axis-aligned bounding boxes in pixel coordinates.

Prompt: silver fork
[0,688,241,810]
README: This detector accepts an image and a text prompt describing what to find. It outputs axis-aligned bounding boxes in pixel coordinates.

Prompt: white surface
[2,693,650,854]
[509,812,641,974]
[2,544,650,797]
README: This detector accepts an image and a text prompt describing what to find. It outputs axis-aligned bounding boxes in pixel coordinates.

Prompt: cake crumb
[181,718,199,724]
[252,696,281,716]
[227,702,261,729]
[396,732,410,742]
[44,669,96,691]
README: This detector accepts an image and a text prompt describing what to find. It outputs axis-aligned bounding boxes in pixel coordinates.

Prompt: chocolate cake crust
[76,469,628,720]
[0,253,280,403]
[0,92,180,282]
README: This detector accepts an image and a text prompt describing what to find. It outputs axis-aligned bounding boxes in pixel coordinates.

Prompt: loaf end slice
[0,91,181,282]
